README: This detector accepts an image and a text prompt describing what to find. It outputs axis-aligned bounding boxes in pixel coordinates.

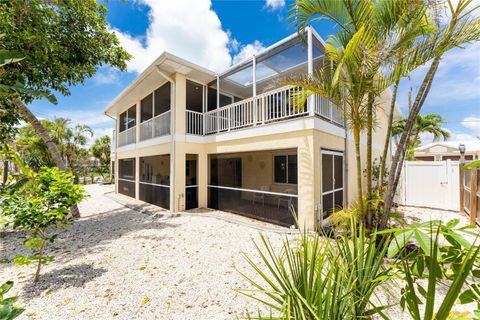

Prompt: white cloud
[437,0,480,23]
[265,0,286,10]
[112,0,233,73]
[461,116,480,136]
[231,40,266,65]
[91,67,121,85]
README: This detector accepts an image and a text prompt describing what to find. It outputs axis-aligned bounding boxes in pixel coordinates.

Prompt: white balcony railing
[314,95,344,125]
[201,86,344,135]
[118,126,136,147]
[186,110,203,135]
[140,110,171,141]
[204,86,314,135]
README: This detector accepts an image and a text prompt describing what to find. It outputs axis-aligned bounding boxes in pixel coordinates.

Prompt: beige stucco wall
[111,71,396,229]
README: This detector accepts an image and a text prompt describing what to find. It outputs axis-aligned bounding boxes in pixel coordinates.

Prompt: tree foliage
[0,0,130,104]
[0,166,86,282]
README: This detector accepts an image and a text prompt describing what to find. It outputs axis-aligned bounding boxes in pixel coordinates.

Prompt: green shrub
[0,167,86,282]
[240,219,480,319]
[0,281,24,320]
[239,220,392,319]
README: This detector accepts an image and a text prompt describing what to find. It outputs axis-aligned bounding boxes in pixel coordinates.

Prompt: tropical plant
[0,166,86,282]
[0,0,130,174]
[384,219,480,319]
[287,0,436,226]
[241,219,480,319]
[383,0,480,223]
[392,113,450,160]
[239,219,393,319]
[0,281,24,320]
[91,135,111,179]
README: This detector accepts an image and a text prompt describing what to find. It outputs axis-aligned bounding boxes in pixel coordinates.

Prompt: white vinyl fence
[396,160,459,211]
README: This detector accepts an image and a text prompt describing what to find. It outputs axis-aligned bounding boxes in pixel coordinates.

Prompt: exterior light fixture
[458,143,466,156]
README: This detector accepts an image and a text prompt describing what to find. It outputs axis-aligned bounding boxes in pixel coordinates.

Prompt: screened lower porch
[207,149,298,227]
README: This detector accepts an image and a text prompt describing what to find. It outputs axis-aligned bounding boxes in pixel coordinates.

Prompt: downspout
[343,107,348,207]
[104,111,117,192]
[156,66,176,212]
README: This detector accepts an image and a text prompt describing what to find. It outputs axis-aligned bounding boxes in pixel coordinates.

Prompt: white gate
[397,160,459,211]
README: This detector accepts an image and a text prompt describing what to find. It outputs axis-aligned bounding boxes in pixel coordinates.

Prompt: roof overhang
[104,52,216,117]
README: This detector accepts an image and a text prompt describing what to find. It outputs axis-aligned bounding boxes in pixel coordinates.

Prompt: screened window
[127,106,136,128]
[141,93,153,122]
[274,155,297,184]
[140,155,170,185]
[119,112,127,132]
[207,87,233,111]
[186,80,203,112]
[154,82,171,116]
[119,158,135,181]
[119,105,136,132]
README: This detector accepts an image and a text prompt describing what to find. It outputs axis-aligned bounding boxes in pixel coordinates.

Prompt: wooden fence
[460,164,479,226]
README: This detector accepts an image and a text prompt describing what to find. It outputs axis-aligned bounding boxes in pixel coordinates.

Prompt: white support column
[135,156,140,200]
[202,85,206,135]
[307,26,315,117]
[135,100,141,143]
[253,55,257,126]
[216,75,220,133]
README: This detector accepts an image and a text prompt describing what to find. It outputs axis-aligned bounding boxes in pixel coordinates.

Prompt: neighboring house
[414,141,480,161]
[104,27,401,229]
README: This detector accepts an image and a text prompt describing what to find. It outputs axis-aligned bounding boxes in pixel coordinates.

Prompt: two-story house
[104,27,400,229]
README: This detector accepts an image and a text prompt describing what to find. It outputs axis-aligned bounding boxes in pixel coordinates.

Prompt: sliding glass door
[321,150,344,219]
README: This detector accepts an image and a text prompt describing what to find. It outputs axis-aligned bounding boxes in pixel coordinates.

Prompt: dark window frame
[119,105,137,132]
[273,154,297,185]
[139,82,171,123]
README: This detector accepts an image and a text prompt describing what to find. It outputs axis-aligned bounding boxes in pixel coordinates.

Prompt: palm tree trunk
[2,160,8,185]
[353,126,364,215]
[16,99,66,170]
[15,99,80,218]
[366,94,374,226]
[382,57,440,225]
[379,81,399,195]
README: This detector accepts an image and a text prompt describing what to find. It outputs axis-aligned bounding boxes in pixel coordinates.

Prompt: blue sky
[28,0,480,145]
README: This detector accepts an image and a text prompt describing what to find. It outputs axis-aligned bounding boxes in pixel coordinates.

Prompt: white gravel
[1,185,477,319]
[1,184,286,320]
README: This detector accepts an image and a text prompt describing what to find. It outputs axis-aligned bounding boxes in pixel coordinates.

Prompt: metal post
[459,144,465,212]
[216,75,220,133]
[202,85,206,135]
[253,55,257,126]
[470,167,478,225]
[307,26,314,116]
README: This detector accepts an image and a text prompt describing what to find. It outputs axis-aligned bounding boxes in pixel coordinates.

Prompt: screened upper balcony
[186,27,344,135]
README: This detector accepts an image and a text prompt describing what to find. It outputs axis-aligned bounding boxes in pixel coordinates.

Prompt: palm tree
[287,0,433,223]
[383,0,480,221]
[91,135,111,179]
[392,113,450,159]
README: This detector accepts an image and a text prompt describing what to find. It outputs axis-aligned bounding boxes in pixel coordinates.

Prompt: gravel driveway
[1,184,476,319]
[1,184,285,320]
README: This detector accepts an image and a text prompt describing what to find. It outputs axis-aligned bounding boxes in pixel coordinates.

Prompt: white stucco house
[414,140,480,161]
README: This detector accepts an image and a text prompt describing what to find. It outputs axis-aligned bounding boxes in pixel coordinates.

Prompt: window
[207,87,234,111]
[186,80,203,112]
[154,82,171,116]
[140,155,170,185]
[118,158,135,181]
[141,93,153,122]
[274,155,297,184]
[119,105,136,132]
[139,83,171,123]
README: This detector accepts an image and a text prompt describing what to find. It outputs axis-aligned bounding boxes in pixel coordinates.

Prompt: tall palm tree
[392,113,450,159]
[287,0,433,223]
[383,0,480,221]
